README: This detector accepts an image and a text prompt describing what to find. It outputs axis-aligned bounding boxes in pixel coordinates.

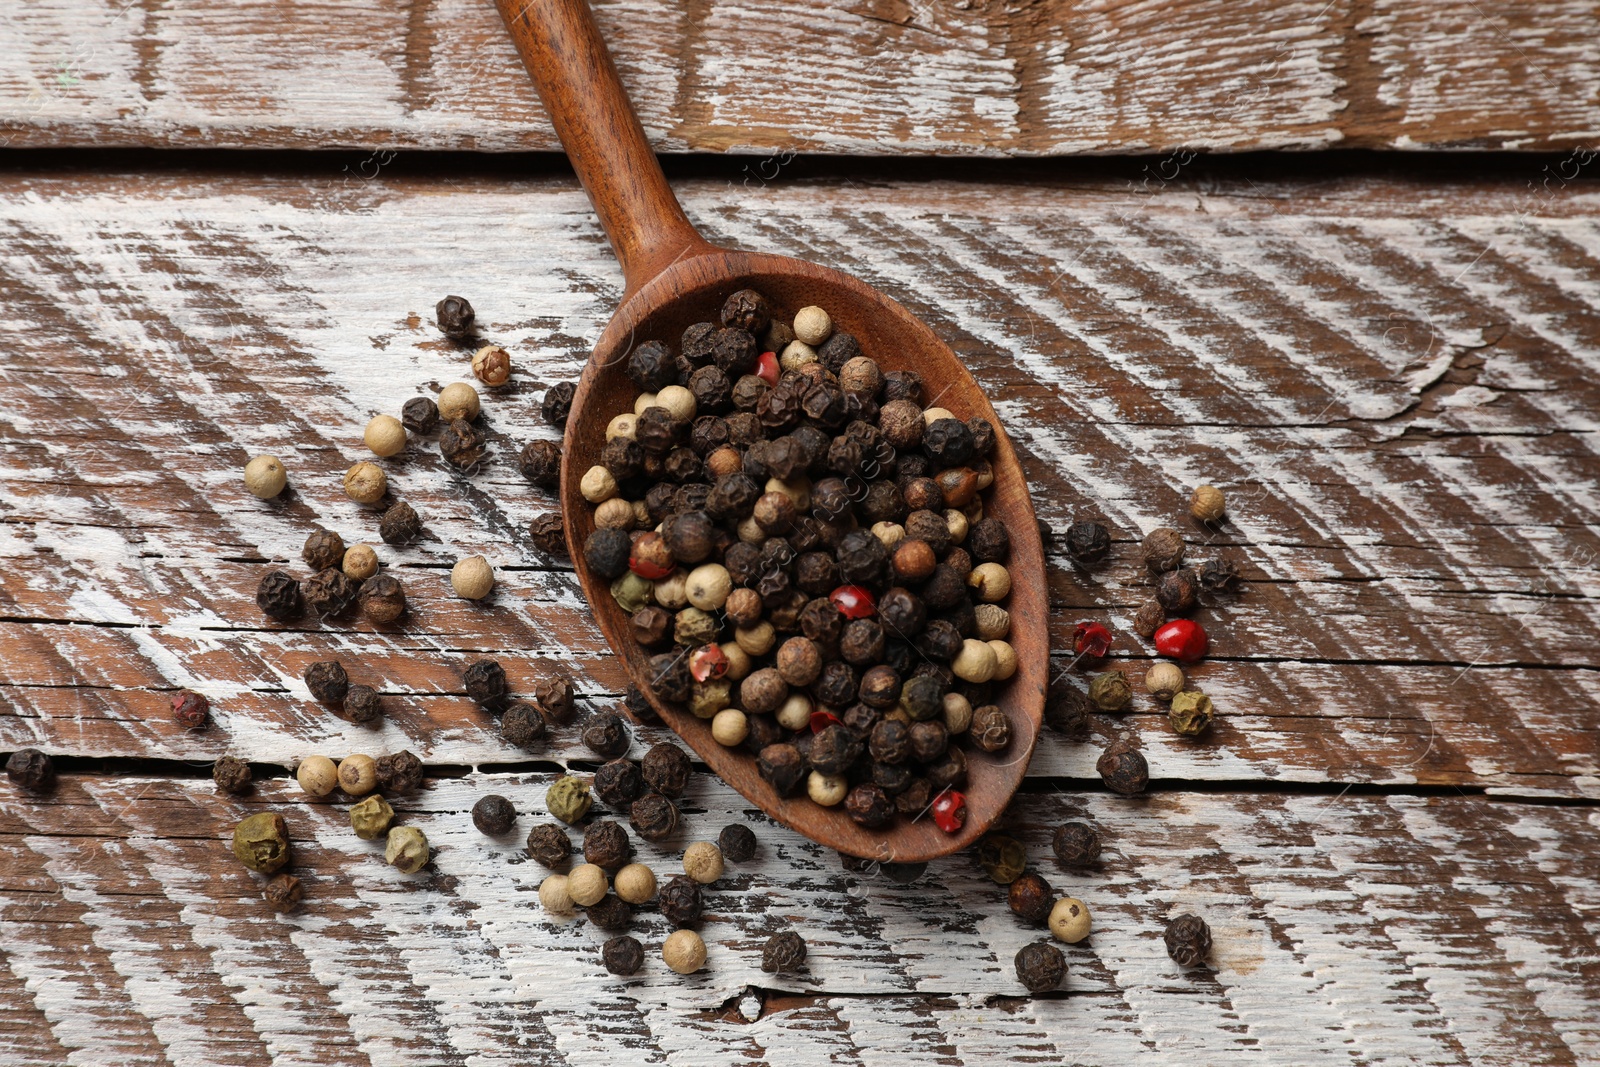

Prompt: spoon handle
[495,0,713,298]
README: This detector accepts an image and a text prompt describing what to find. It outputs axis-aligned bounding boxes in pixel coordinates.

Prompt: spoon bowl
[497,0,1045,862]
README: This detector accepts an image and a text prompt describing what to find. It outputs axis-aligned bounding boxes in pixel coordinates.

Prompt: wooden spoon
[495,0,1046,863]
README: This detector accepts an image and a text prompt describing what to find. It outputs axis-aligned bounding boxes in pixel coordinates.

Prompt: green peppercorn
[385,826,430,873]
[546,775,593,825]
[232,812,291,873]
[350,795,395,840]
[977,834,1027,884]
[1169,690,1215,737]
[1088,671,1132,712]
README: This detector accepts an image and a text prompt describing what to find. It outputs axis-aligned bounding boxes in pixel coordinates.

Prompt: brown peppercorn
[212,756,252,795]
[808,724,863,776]
[878,398,925,450]
[502,702,548,748]
[658,874,703,927]
[541,380,576,427]
[462,659,510,712]
[1165,913,1213,967]
[358,573,406,623]
[901,477,944,514]
[472,344,512,386]
[925,747,968,790]
[263,873,304,913]
[440,417,487,469]
[1097,741,1149,795]
[844,783,893,827]
[528,513,567,556]
[869,719,911,764]
[629,604,671,647]
[1194,558,1241,596]
[758,743,807,796]
[1156,569,1198,614]
[594,758,643,808]
[718,823,757,863]
[531,674,576,724]
[1052,822,1102,868]
[629,792,679,841]
[1134,598,1165,639]
[303,568,358,617]
[473,794,517,836]
[379,501,423,546]
[1015,942,1067,993]
[602,934,645,976]
[303,660,349,705]
[836,619,883,666]
[968,518,1010,563]
[646,651,692,704]
[966,417,996,457]
[1064,521,1111,564]
[436,294,476,339]
[256,570,302,621]
[739,667,788,716]
[374,750,423,794]
[895,777,933,816]
[915,619,963,662]
[518,440,562,490]
[641,742,692,797]
[761,930,808,973]
[1141,527,1186,574]
[302,528,346,571]
[526,822,572,868]
[170,689,210,730]
[402,396,440,435]
[1009,872,1055,923]
[583,819,633,870]
[343,684,383,724]
[857,664,902,710]
[585,894,633,932]
[582,712,631,760]
[969,704,1011,752]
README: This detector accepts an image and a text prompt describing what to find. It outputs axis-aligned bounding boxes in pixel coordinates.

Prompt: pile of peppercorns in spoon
[569,289,1019,835]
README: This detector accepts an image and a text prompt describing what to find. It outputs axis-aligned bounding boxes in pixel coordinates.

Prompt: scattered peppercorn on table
[5,6,1600,1064]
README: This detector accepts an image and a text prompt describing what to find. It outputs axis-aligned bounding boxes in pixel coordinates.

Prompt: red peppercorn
[171,690,210,729]
[1154,618,1209,661]
[1072,621,1113,660]
[809,709,842,733]
[931,789,967,833]
[756,350,780,386]
[830,584,877,620]
[689,644,729,682]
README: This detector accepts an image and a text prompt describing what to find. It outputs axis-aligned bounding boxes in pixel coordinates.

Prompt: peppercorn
[470,794,516,837]
[375,501,421,546]
[913,620,960,664]
[839,783,889,827]
[802,724,858,776]
[1011,941,1066,993]
[1008,871,1055,924]
[901,477,944,515]
[546,775,593,825]
[1087,672,1131,712]
[536,379,575,427]
[1058,520,1108,565]
[857,664,902,709]
[576,713,628,762]
[962,517,1009,564]
[747,930,807,977]
[868,719,910,764]
[730,373,769,414]
[1047,823,1100,870]
[402,396,440,436]
[349,794,394,840]
[717,823,757,864]
[212,755,252,795]
[261,872,303,913]
[895,777,933,816]
[384,826,429,873]
[679,320,719,365]
[662,929,707,975]
[440,418,486,469]
[839,618,886,665]
[165,689,208,730]
[652,874,702,927]
[1155,570,1197,616]
[539,874,576,915]
[521,441,563,493]
[342,544,379,581]
[493,702,543,750]
[304,568,357,617]
[436,294,475,338]
[587,894,636,933]
[365,414,408,458]
[243,455,288,499]
[1142,663,1184,702]
[646,651,692,703]
[926,748,968,791]
[255,570,302,621]
[629,792,679,840]
[757,743,807,796]
[1137,527,1183,575]
[604,863,654,907]
[233,812,291,873]
[463,659,509,712]
[301,661,348,706]
[344,461,388,505]
[1123,601,1163,644]
[968,704,1010,752]
[335,754,376,796]
[358,573,406,623]
[1097,741,1149,795]
[601,934,645,976]
[904,720,946,764]
[526,822,571,868]
[1169,690,1215,737]
[1165,913,1212,966]
[579,819,631,871]
[1194,558,1241,597]
[523,514,566,557]
[302,528,345,572]
[471,344,512,387]
[978,834,1027,884]
[807,770,847,806]
[296,755,338,798]
[374,750,423,794]
[715,289,768,334]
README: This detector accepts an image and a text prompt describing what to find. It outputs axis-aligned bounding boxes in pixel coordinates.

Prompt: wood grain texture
[3,775,1599,1064]
[2,0,1599,154]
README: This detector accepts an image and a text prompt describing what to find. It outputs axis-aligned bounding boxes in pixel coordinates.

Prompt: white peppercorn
[567,863,609,907]
[807,771,848,807]
[451,556,495,599]
[1049,897,1092,944]
[1191,484,1226,523]
[364,415,407,458]
[974,603,1010,640]
[683,841,724,884]
[779,339,817,372]
[595,498,636,529]
[539,874,576,915]
[685,563,732,611]
[952,639,998,683]
[342,544,379,580]
[968,562,1011,602]
[437,382,480,422]
[662,929,706,974]
[243,455,288,499]
[607,413,638,440]
[337,754,377,796]
[654,385,697,422]
[613,863,657,904]
[343,462,387,505]
[1145,662,1186,701]
[942,692,973,734]
[793,306,833,346]
[581,465,619,503]
[296,756,338,798]
[988,640,1018,681]
[710,708,748,747]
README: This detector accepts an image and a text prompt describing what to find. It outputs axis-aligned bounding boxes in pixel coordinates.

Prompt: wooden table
[3,3,1599,1064]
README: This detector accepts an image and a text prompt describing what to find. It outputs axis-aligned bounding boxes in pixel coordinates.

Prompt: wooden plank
[1,1,1598,154]
[0,170,1598,801]
[1,776,1597,1064]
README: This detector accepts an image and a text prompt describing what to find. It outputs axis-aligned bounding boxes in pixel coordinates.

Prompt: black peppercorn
[661,510,715,565]
[844,783,893,827]
[898,674,944,722]
[1015,942,1066,993]
[707,472,760,523]
[838,618,886,666]
[302,528,345,571]
[658,875,703,927]
[836,529,887,585]
[585,894,633,931]
[1194,558,1241,596]
[970,705,1011,752]
[817,330,860,372]
[629,792,679,841]
[593,759,643,808]
[860,481,906,526]
[682,320,719,363]
[541,381,577,427]
[436,294,475,338]
[690,417,731,459]
[872,761,912,794]
[796,598,840,650]
[344,684,383,724]
[1165,913,1212,967]
[602,934,645,976]
[757,743,807,797]
[869,720,911,764]
[256,570,302,621]
[472,794,516,836]
[303,660,349,705]
[923,418,975,466]
[583,819,633,870]
[528,513,567,557]
[302,568,357,617]
[526,822,571,868]
[502,702,548,748]
[582,712,631,760]
[1142,527,1186,574]
[212,756,251,794]
[377,502,424,548]
[533,674,576,724]
[1052,822,1102,868]
[374,750,423,794]
[713,327,759,377]
[515,441,562,493]
[440,417,487,469]
[760,930,807,973]
[663,446,702,484]
[623,339,672,391]
[721,288,770,333]
[646,651,692,704]
[808,724,863,776]
[915,619,963,663]
[966,417,996,457]
[758,377,807,434]
[635,405,684,456]
[857,664,902,709]
[876,370,918,404]
[1064,520,1111,564]
[908,720,949,763]
[730,373,769,414]
[402,396,440,435]
[1097,741,1149,795]
[640,742,692,797]
[718,823,757,863]
[1009,872,1054,923]
[464,659,510,712]
[583,528,632,579]
[926,748,968,790]
[1044,676,1089,736]
[968,518,1010,563]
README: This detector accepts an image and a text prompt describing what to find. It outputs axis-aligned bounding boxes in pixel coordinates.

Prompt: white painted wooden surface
[2,169,1599,1064]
